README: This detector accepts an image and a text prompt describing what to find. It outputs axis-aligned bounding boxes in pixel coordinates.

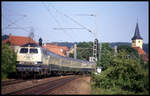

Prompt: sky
[2,1,149,44]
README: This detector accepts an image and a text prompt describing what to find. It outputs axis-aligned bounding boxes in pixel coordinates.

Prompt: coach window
[30,48,38,53]
[20,48,28,53]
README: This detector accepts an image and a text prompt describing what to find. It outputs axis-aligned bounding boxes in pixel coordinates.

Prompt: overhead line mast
[76,14,100,62]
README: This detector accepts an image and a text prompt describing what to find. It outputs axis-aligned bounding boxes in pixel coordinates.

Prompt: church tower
[131,22,143,49]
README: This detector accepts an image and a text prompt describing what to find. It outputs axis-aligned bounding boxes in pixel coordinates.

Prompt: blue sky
[2,1,149,44]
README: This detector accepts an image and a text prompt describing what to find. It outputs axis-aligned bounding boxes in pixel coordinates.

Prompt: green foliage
[91,81,138,95]
[92,45,149,94]
[77,42,93,48]
[98,43,114,71]
[91,83,147,95]
[76,42,93,61]
[139,55,149,70]
[117,45,139,58]
[101,43,113,52]
[2,43,16,80]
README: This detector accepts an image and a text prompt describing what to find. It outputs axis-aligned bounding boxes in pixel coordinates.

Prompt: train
[16,43,96,78]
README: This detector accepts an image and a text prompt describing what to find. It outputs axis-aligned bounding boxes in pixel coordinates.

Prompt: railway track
[6,75,79,95]
[2,79,26,86]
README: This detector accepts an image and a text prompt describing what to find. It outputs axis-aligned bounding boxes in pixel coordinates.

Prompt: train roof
[21,43,40,47]
[45,48,94,64]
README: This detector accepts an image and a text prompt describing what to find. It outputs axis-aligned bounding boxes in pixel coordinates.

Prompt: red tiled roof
[133,47,148,62]
[133,47,146,55]
[45,43,68,51]
[43,46,65,56]
[60,46,68,51]
[3,35,37,46]
[42,43,68,57]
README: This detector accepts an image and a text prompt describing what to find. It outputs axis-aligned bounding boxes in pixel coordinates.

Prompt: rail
[6,75,79,95]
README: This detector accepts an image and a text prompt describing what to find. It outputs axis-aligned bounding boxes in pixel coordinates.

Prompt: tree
[2,43,16,80]
[117,45,139,58]
[93,49,149,94]
[117,45,148,70]
[97,43,114,71]
[76,42,93,61]
[2,34,9,41]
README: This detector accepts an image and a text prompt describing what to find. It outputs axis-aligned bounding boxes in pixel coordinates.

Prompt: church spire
[131,22,143,40]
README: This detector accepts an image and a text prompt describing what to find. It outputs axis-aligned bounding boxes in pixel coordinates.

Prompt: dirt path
[48,75,91,95]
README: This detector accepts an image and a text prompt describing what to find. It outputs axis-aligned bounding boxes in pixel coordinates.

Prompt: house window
[138,41,140,43]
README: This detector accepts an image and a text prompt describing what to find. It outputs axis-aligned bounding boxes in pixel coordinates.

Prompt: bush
[2,43,16,80]
[93,50,149,94]
[98,43,114,71]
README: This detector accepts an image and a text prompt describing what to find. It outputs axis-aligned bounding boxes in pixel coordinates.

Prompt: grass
[90,82,149,95]
[2,74,8,80]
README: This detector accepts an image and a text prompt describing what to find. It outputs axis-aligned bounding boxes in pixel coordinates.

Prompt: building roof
[46,43,68,51]
[132,23,143,40]
[43,46,65,56]
[3,34,37,46]
[133,47,149,62]
[42,43,68,57]
[133,47,146,55]
[60,46,68,51]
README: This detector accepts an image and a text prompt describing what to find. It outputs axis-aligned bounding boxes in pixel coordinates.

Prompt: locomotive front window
[20,48,28,53]
[30,48,38,53]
